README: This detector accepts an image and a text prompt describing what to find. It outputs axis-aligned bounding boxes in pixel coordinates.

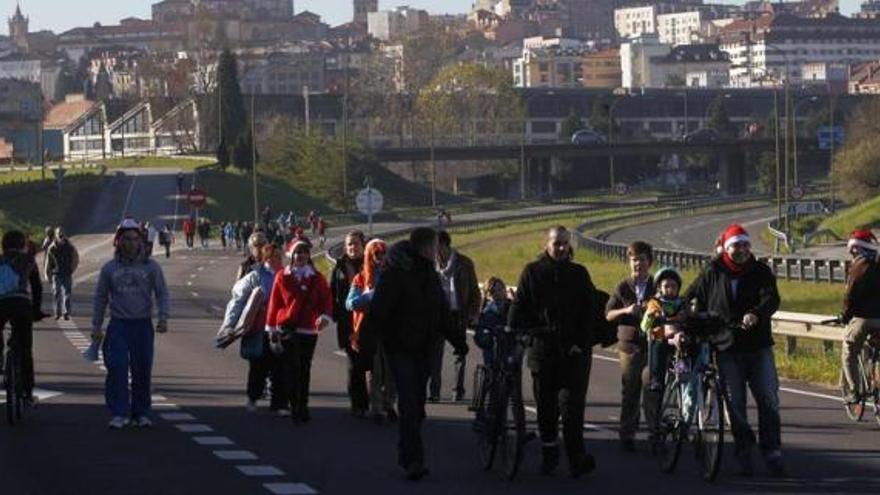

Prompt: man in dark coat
[685,224,783,477]
[330,231,367,417]
[508,226,598,478]
[430,230,480,402]
[361,228,467,481]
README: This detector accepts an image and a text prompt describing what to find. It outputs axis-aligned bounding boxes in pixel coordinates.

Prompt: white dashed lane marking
[236,466,285,477]
[194,436,235,446]
[264,483,317,495]
[214,450,258,461]
[175,423,214,433]
[160,412,196,421]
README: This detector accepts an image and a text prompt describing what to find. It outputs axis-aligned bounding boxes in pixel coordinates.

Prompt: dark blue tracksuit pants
[102,319,155,418]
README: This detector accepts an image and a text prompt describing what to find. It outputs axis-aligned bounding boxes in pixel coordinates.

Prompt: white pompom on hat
[720,224,751,250]
[848,229,878,252]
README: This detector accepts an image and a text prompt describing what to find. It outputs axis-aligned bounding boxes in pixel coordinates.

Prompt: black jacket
[508,253,600,370]
[361,241,463,355]
[684,257,780,353]
[606,276,655,348]
[843,255,880,321]
[330,255,363,349]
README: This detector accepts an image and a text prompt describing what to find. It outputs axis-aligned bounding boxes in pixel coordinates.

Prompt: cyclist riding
[840,229,880,405]
[0,230,44,408]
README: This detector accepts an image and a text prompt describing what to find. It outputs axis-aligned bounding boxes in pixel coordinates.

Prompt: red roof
[44,97,96,130]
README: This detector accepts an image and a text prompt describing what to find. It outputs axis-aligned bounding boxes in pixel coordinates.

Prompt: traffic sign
[187,188,208,209]
[356,187,384,215]
[787,201,824,215]
[615,182,629,195]
[790,185,805,200]
[817,126,844,150]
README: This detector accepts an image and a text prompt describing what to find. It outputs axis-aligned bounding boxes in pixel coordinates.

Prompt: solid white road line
[153,403,180,409]
[263,483,318,495]
[236,466,285,477]
[193,436,235,446]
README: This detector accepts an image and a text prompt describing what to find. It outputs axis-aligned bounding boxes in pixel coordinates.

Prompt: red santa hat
[285,236,312,257]
[848,229,878,252]
[720,224,751,250]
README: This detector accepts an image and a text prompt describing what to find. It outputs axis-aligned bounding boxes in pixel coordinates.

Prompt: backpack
[0,258,21,297]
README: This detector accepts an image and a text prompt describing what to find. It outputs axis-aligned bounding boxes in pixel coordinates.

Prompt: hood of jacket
[386,240,415,272]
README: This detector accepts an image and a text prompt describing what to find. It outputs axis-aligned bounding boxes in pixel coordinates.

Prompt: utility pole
[218,76,223,148]
[303,85,311,136]
[430,119,436,208]
[251,93,258,225]
[520,118,526,200]
[774,89,782,231]
[783,72,791,235]
[342,49,349,212]
[829,86,836,213]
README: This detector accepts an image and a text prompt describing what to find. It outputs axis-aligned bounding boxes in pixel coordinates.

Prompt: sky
[1,0,866,35]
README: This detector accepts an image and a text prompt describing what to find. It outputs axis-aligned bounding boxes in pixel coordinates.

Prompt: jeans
[346,345,369,413]
[0,298,35,398]
[428,315,467,399]
[369,344,397,413]
[102,319,154,418]
[617,339,659,440]
[717,347,782,456]
[387,350,431,468]
[52,273,72,317]
[842,318,880,398]
[648,339,672,387]
[247,334,286,410]
[282,334,318,416]
[532,351,592,460]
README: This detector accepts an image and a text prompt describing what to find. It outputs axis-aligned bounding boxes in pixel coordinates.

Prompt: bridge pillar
[718,151,747,196]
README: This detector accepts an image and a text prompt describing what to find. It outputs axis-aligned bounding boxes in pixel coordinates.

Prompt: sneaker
[569,453,597,479]
[108,416,129,429]
[764,451,786,477]
[63,314,71,321]
[245,400,257,413]
[385,407,398,423]
[275,409,291,417]
[54,315,61,321]
[133,416,153,428]
[452,391,465,402]
[427,395,440,403]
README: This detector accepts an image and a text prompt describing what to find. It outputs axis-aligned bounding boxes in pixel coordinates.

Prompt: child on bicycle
[474,277,511,368]
[641,267,686,392]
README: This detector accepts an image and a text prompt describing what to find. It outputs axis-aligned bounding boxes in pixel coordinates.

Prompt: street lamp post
[341,49,350,212]
[251,93,259,226]
[765,42,791,233]
[828,84,836,213]
[608,92,627,192]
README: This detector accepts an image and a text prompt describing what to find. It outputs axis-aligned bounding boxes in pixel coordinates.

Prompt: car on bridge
[682,128,720,144]
[571,129,607,146]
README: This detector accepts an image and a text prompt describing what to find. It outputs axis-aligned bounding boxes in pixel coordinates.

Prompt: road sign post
[187,188,208,209]
[356,183,383,236]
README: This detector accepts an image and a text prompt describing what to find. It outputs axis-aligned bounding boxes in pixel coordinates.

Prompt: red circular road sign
[187,188,207,209]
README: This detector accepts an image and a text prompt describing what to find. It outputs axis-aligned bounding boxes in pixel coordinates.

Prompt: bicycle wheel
[840,355,867,422]
[497,372,527,481]
[5,349,17,426]
[695,374,724,482]
[476,371,500,471]
[657,378,684,473]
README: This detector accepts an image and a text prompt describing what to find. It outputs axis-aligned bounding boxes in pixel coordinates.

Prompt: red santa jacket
[265,265,333,336]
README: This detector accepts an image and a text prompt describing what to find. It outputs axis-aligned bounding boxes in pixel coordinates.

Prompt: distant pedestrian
[360,228,467,481]
[39,226,54,276]
[92,218,169,429]
[265,236,333,423]
[144,222,158,258]
[176,171,185,192]
[430,230,480,402]
[317,218,327,248]
[183,217,195,249]
[234,221,243,251]
[158,224,174,259]
[262,206,272,229]
[46,227,79,320]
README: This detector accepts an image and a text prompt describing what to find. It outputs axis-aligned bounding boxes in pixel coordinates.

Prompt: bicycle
[654,313,732,482]
[827,318,880,426]
[470,324,549,480]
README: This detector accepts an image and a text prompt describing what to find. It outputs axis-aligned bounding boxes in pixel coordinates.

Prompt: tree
[208,49,246,151]
[707,95,736,138]
[560,109,584,141]
[233,132,256,170]
[589,97,614,136]
[835,97,880,202]
[217,138,230,168]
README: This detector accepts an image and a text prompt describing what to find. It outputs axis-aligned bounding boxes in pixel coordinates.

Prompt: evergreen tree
[560,109,585,141]
[213,49,247,150]
[233,132,256,170]
[707,95,736,138]
[217,138,230,168]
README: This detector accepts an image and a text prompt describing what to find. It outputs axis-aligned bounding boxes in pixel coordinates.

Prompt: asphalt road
[2,172,879,494]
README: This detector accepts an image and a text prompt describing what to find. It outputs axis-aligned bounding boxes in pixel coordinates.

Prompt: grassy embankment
[96,156,215,170]
[820,194,880,236]
[0,168,106,239]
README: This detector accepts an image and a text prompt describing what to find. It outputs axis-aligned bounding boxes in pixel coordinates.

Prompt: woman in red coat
[265,236,333,423]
